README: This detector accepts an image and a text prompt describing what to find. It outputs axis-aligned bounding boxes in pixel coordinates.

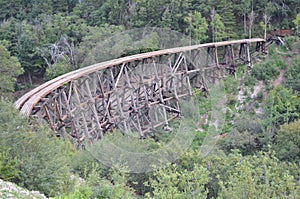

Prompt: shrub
[0,99,75,197]
[252,59,280,83]
[274,120,300,163]
[285,55,300,95]
[264,85,300,126]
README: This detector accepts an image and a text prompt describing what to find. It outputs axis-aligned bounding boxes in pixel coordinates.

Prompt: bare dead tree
[38,37,78,78]
[248,6,255,39]
[60,37,78,70]
[244,6,247,36]
[39,42,66,75]
[263,13,271,40]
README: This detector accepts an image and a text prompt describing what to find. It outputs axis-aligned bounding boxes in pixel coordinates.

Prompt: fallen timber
[15,38,266,145]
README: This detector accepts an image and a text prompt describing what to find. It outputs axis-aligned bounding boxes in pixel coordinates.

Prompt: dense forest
[0,0,299,89]
[0,0,300,198]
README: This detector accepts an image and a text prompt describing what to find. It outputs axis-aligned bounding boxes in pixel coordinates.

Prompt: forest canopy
[0,0,299,85]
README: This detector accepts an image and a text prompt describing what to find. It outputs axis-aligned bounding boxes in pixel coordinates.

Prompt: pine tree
[210,10,226,42]
[0,0,22,20]
[0,42,23,94]
[185,11,208,44]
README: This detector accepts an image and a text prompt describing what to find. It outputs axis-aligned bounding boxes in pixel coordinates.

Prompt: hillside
[0,0,299,198]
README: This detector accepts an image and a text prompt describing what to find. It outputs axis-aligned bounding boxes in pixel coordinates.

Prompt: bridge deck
[16,38,264,115]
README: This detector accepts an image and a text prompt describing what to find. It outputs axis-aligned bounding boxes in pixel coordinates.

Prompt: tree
[0,41,23,95]
[15,21,41,85]
[293,13,300,35]
[20,0,53,20]
[214,0,237,39]
[0,99,74,197]
[216,151,299,198]
[145,164,210,198]
[39,36,78,79]
[52,0,70,14]
[265,85,300,127]
[76,24,124,66]
[160,0,192,32]
[0,0,22,21]
[255,0,275,39]
[270,0,300,28]
[248,0,255,39]
[285,56,300,94]
[100,0,136,28]
[242,0,251,37]
[185,11,208,44]
[72,0,106,26]
[219,113,265,155]
[133,0,170,28]
[274,120,300,162]
[210,9,226,42]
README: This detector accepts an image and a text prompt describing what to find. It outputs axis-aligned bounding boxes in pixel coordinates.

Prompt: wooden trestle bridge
[15,38,266,145]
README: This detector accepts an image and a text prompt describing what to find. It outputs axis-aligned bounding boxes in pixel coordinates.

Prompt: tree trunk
[27,71,33,86]
[244,8,247,36]
[263,13,271,40]
[248,10,254,39]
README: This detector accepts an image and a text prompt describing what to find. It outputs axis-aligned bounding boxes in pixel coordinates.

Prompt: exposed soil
[273,69,287,87]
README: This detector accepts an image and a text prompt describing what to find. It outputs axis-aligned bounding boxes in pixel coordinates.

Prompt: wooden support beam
[18,38,266,145]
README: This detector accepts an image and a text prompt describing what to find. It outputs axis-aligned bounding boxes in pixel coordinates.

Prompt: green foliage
[61,167,136,199]
[219,113,265,155]
[0,43,23,95]
[293,13,300,33]
[57,185,93,199]
[0,99,74,197]
[15,21,43,75]
[45,59,71,80]
[175,149,300,198]
[77,24,125,66]
[210,13,226,42]
[216,151,299,198]
[285,55,300,95]
[251,55,284,83]
[264,85,300,126]
[0,146,19,181]
[1,1,300,198]
[70,149,110,180]
[146,163,210,199]
[223,76,239,95]
[185,11,209,44]
[274,120,300,163]
[243,74,257,88]
[216,0,237,39]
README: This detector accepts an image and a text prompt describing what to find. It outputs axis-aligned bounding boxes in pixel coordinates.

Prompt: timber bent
[15,38,265,145]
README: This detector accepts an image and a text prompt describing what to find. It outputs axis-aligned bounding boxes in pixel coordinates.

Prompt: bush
[218,113,267,155]
[145,163,210,199]
[274,120,300,163]
[252,59,280,83]
[285,55,300,95]
[0,99,75,197]
[60,167,137,199]
[284,36,300,51]
[264,85,300,126]
[215,151,299,199]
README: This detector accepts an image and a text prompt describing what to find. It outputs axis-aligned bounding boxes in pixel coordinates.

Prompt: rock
[0,179,49,199]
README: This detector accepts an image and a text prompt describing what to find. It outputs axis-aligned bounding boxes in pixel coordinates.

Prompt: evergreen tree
[210,10,226,42]
[52,0,70,14]
[212,0,237,39]
[185,11,208,44]
[0,42,23,94]
[0,0,22,21]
